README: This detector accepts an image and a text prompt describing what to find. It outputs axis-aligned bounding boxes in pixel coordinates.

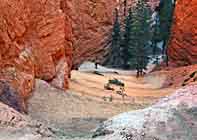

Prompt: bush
[189,71,197,78]
[108,78,125,87]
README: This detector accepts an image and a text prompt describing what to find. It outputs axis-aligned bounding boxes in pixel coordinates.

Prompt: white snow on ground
[147,55,163,72]
[78,58,163,75]
[79,61,136,75]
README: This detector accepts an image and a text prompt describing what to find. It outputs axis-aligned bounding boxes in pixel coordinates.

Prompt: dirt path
[70,70,174,104]
[27,70,175,139]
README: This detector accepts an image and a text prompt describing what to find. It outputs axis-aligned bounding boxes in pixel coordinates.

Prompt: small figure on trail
[95,62,99,69]
[102,96,107,101]
[120,86,125,93]
[136,65,146,78]
[116,86,127,101]
[95,58,99,69]
[109,95,113,102]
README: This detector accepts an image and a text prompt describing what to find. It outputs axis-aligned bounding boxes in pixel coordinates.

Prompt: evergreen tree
[158,0,175,65]
[129,0,151,76]
[106,9,122,67]
[121,8,134,69]
[123,0,127,16]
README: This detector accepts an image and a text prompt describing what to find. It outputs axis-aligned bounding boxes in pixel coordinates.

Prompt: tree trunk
[162,40,166,55]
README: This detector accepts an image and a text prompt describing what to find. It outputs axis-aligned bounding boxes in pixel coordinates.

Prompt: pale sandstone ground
[94,85,197,140]
[0,72,195,140]
[26,68,174,139]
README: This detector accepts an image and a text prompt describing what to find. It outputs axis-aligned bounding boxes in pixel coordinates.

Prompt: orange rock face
[0,0,72,112]
[63,0,119,68]
[168,0,197,66]
[0,0,159,112]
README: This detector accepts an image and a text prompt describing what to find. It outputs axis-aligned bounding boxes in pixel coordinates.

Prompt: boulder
[94,85,197,140]
[0,102,64,140]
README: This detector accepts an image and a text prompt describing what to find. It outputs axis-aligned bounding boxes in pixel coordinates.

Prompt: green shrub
[108,78,125,87]
[189,71,197,78]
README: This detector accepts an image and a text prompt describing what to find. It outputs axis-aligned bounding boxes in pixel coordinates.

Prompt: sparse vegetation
[105,8,123,68]
[189,71,197,78]
[182,71,197,86]
[106,0,152,76]
[108,78,125,87]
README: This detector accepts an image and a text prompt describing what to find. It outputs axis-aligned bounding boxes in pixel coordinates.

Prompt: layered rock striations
[0,0,72,112]
[168,0,197,66]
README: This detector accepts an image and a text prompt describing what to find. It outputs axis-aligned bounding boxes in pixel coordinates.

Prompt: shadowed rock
[0,81,26,113]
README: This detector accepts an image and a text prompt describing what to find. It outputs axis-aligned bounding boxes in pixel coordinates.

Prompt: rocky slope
[168,0,197,66]
[0,102,62,140]
[162,64,197,88]
[0,0,72,112]
[93,85,197,140]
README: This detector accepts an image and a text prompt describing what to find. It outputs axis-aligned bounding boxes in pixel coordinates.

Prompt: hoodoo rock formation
[0,0,72,112]
[168,0,197,66]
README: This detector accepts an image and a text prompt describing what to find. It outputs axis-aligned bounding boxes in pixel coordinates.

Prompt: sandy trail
[27,67,175,138]
[70,70,174,103]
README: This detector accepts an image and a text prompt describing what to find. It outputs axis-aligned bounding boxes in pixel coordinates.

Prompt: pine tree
[106,9,122,67]
[158,0,175,66]
[129,0,151,76]
[123,0,127,16]
[121,8,134,69]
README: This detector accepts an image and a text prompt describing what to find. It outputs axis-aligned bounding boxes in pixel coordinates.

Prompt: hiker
[95,62,99,69]
[109,95,113,102]
[116,86,127,101]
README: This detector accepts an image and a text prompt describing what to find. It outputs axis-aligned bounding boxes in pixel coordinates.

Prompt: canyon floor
[27,64,175,139]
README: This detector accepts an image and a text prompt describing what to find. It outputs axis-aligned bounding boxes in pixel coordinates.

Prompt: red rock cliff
[0,0,159,112]
[168,0,197,66]
[62,0,119,68]
[0,0,72,112]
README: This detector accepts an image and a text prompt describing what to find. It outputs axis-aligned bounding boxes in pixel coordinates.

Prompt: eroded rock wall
[168,0,197,66]
[63,0,119,68]
[0,0,160,112]
[0,0,72,112]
